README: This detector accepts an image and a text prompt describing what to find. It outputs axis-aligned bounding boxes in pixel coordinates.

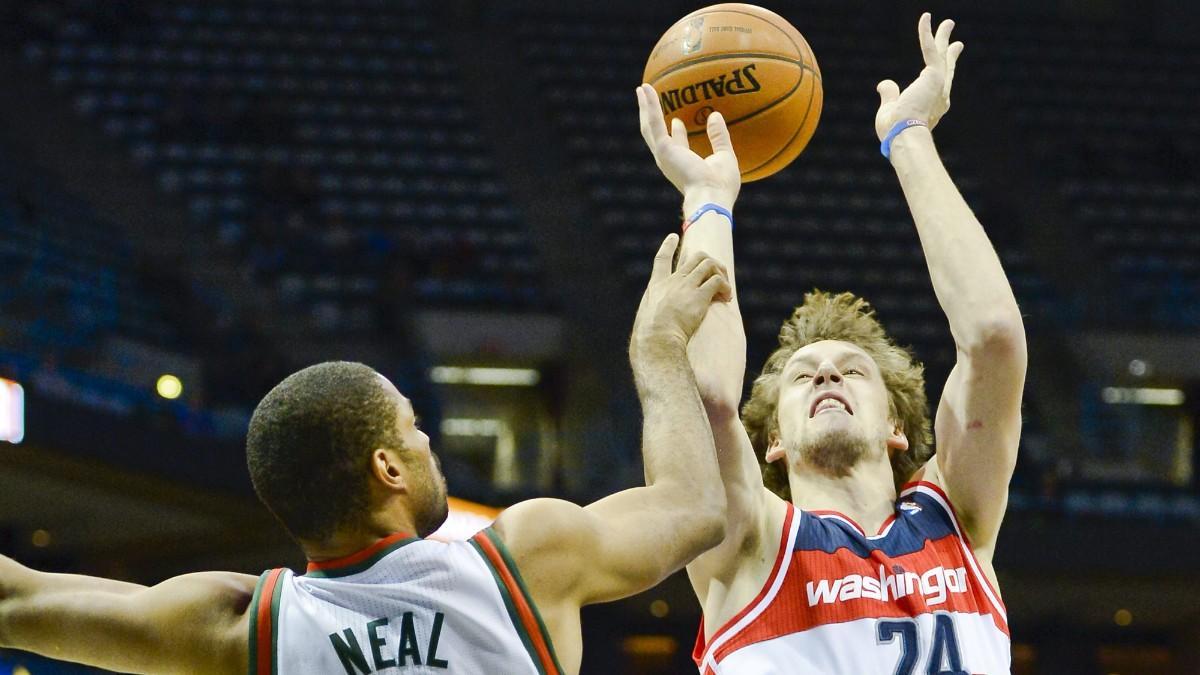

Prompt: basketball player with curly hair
[637,14,1024,674]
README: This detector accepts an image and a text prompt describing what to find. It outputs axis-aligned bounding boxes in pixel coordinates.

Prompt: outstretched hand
[636,83,741,207]
[631,234,732,362]
[875,12,964,142]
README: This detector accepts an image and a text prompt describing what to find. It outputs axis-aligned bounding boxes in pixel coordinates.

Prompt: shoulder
[691,488,792,628]
[152,571,259,621]
[490,498,589,559]
[486,499,592,616]
[905,462,1001,558]
[901,462,957,522]
[907,461,969,523]
[487,499,593,595]
[145,571,259,674]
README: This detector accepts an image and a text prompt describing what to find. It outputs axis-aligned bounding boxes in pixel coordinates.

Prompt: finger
[934,18,954,55]
[946,41,964,82]
[699,273,733,304]
[636,86,654,149]
[686,257,724,285]
[706,111,735,157]
[918,12,938,66]
[650,233,679,283]
[675,250,709,277]
[876,79,900,106]
[637,83,670,148]
[669,117,690,149]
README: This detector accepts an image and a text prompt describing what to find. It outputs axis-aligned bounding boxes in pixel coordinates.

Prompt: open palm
[875,13,964,142]
[636,83,740,206]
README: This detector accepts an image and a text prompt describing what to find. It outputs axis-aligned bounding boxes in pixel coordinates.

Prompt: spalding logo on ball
[644,3,823,182]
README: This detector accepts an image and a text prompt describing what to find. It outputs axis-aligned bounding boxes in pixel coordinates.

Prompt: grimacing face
[767,340,908,476]
[379,376,450,537]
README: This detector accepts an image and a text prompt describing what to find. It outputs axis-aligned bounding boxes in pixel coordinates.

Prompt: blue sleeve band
[682,203,734,233]
[880,119,928,159]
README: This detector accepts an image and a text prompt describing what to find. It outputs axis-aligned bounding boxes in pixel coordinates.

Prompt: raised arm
[491,236,730,650]
[635,84,745,412]
[876,13,1027,553]
[0,555,255,674]
[634,86,776,588]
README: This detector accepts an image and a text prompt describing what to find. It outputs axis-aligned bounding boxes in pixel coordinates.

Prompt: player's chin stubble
[797,429,870,478]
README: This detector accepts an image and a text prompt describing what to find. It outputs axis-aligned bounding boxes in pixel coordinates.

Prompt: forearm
[0,556,33,646]
[677,192,762,536]
[0,557,146,648]
[633,341,725,514]
[678,189,747,410]
[680,189,736,269]
[890,128,1023,350]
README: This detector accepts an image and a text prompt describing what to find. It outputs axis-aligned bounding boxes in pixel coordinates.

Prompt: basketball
[644,3,823,182]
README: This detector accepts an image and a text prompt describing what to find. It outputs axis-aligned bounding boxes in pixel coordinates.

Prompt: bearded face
[767,340,908,479]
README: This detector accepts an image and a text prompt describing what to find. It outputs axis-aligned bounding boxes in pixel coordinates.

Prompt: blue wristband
[682,203,734,233]
[880,119,928,159]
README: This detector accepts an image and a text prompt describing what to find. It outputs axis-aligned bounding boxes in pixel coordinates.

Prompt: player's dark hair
[246,361,402,542]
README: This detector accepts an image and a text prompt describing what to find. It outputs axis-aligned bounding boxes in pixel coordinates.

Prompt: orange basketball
[644,4,822,182]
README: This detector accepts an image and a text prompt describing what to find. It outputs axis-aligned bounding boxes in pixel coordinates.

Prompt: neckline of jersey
[806,481,935,538]
[305,532,418,575]
[806,508,900,539]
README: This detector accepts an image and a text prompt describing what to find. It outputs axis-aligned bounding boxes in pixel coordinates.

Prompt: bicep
[580,487,720,603]
[2,571,255,674]
[496,491,718,609]
[934,347,1026,547]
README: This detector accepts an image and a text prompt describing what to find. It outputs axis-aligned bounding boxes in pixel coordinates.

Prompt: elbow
[702,394,740,425]
[697,374,741,424]
[962,312,1026,361]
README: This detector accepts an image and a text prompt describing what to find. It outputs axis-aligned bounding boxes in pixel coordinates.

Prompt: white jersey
[249,529,564,675]
[694,482,1010,674]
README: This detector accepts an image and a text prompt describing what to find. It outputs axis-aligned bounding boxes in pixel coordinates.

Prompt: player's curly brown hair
[741,290,932,501]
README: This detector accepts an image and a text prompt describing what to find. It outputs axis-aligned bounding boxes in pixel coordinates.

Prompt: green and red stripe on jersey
[248,568,285,675]
[470,528,565,675]
[303,532,420,579]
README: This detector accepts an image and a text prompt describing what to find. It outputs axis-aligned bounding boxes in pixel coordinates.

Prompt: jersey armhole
[694,502,798,669]
[470,527,566,675]
[247,568,285,675]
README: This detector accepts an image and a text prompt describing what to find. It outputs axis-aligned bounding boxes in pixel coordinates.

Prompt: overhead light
[0,378,24,444]
[1101,387,1184,406]
[156,374,183,400]
[31,529,51,548]
[442,418,506,436]
[429,366,540,386]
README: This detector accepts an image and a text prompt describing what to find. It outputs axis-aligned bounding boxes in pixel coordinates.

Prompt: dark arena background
[0,0,1198,673]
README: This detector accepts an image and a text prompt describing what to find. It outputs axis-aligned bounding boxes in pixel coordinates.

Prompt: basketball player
[636,14,1024,673]
[0,236,733,674]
